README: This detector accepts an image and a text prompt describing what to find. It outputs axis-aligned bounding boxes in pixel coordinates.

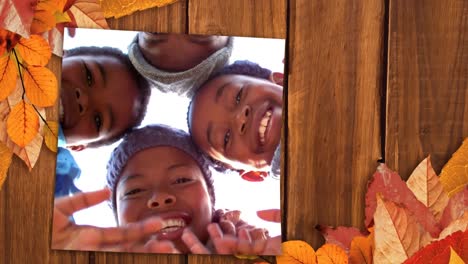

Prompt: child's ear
[68,145,86,152]
[269,72,284,86]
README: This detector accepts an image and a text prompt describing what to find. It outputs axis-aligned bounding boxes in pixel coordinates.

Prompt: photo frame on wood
[51,27,285,256]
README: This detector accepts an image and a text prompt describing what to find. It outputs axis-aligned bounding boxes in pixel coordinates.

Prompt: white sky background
[62,28,285,237]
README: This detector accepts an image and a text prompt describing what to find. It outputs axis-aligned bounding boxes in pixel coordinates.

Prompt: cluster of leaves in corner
[260,139,468,264]
[0,28,58,186]
[98,0,179,19]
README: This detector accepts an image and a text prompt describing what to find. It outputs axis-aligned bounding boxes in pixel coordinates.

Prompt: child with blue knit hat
[187,60,283,181]
[105,124,272,254]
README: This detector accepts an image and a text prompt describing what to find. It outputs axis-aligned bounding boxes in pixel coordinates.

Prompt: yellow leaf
[16,35,52,66]
[31,0,59,34]
[69,0,109,29]
[0,53,18,101]
[276,240,317,264]
[43,120,58,152]
[406,156,450,221]
[6,100,39,147]
[23,65,58,107]
[316,244,348,264]
[440,138,468,197]
[54,10,72,23]
[439,211,468,240]
[349,229,374,264]
[0,141,13,189]
[373,195,432,264]
[99,0,179,19]
[449,247,466,264]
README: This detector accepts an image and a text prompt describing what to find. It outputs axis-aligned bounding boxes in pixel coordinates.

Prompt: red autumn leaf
[365,164,441,237]
[316,225,366,253]
[438,211,468,240]
[0,0,38,37]
[373,195,432,263]
[439,186,468,231]
[403,230,468,264]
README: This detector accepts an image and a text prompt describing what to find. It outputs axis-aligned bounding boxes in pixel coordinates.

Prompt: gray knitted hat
[106,124,215,215]
[128,34,233,98]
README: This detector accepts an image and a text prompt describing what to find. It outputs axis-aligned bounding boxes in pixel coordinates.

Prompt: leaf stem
[12,49,25,100]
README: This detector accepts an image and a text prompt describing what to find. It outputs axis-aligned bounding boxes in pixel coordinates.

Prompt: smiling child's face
[138,33,228,72]
[189,75,283,171]
[60,55,140,149]
[116,146,213,253]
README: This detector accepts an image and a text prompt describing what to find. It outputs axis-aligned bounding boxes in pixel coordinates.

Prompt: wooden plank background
[0,0,466,263]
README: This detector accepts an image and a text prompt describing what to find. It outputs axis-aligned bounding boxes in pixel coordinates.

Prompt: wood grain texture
[287,0,385,249]
[106,0,187,33]
[386,0,468,179]
[188,0,286,38]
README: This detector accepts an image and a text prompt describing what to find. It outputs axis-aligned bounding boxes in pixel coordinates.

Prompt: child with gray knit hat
[105,124,271,254]
[187,60,283,181]
[128,33,233,98]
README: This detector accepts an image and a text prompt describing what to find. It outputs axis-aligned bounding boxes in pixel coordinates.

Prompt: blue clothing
[54,126,82,197]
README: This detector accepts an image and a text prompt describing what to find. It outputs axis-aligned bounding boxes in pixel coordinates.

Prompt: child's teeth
[159,218,186,232]
[258,110,272,144]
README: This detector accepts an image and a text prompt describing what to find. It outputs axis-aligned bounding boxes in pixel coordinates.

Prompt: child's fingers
[182,229,210,254]
[144,239,180,254]
[207,223,223,240]
[212,236,238,254]
[55,188,111,216]
[252,237,267,255]
[256,209,281,223]
[263,236,282,255]
[218,220,236,236]
[238,228,251,242]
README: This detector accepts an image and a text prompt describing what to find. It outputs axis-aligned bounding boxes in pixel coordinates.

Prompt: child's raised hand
[52,188,175,252]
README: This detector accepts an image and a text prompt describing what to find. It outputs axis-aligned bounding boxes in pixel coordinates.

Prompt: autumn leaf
[440,138,468,197]
[0,141,13,189]
[43,120,57,152]
[316,225,365,253]
[403,230,468,263]
[0,53,17,101]
[439,187,468,230]
[31,0,60,34]
[0,28,22,54]
[349,228,374,264]
[373,194,432,263]
[439,211,468,240]
[365,164,441,237]
[0,0,37,38]
[6,100,39,147]
[16,34,51,66]
[316,244,348,264]
[68,0,109,29]
[449,247,465,264]
[99,0,179,19]
[23,65,57,107]
[276,240,317,264]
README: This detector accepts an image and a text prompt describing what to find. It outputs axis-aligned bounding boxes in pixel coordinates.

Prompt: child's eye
[235,87,244,105]
[125,188,143,196]
[223,129,231,150]
[173,178,192,184]
[94,113,102,132]
[83,62,93,86]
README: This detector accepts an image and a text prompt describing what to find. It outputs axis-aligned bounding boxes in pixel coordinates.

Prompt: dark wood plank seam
[380,0,390,163]
[185,0,190,34]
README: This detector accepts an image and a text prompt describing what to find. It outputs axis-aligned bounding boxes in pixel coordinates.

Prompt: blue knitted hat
[106,124,215,216]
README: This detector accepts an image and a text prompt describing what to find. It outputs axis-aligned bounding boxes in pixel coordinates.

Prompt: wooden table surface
[0,0,466,263]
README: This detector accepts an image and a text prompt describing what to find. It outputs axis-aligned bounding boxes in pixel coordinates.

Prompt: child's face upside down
[189,75,283,171]
[115,146,213,253]
[60,55,141,149]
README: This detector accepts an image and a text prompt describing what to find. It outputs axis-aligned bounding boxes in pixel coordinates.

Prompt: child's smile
[189,74,283,171]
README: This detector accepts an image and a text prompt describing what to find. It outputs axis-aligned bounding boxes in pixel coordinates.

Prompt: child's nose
[236,105,251,135]
[75,88,88,116]
[147,192,176,209]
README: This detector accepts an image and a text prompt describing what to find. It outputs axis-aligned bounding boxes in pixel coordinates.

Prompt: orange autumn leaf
[68,0,109,29]
[0,53,18,101]
[6,100,39,147]
[31,0,71,34]
[0,141,13,189]
[99,0,179,19]
[16,34,51,66]
[276,240,317,264]
[449,247,465,264]
[439,138,468,197]
[23,65,57,107]
[316,244,348,264]
[0,28,22,54]
[373,194,432,264]
[406,156,450,221]
[43,120,57,152]
[349,228,374,264]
